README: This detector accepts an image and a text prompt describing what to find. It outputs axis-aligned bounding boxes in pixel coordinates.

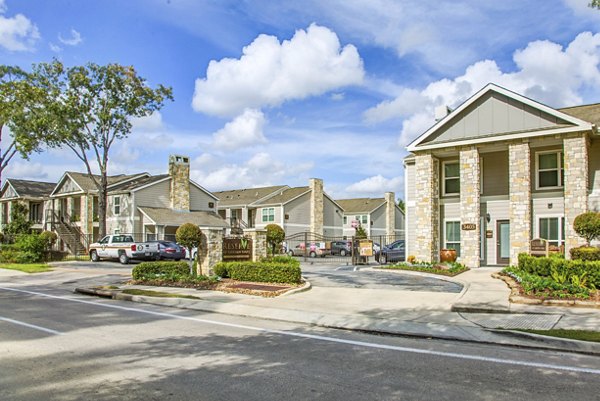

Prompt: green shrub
[39,231,58,251]
[14,234,46,262]
[213,262,228,278]
[0,247,20,263]
[213,261,301,284]
[260,255,300,266]
[503,266,592,298]
[132,261,190,280]
[570,246,600,261]
[265,224,285,255]
[517,253,600,288]
[573,211,600,245]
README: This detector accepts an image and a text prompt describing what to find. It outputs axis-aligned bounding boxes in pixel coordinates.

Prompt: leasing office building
[404,83,600,267]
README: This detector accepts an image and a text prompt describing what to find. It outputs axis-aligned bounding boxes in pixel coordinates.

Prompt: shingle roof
[214,185,288,206]
[4,179,56,199]
[109,174,169,193]
[255,187,310,206]
[335,198,386,214]
[138,207,229,228]
[66,171,148,192]
[559,103,600,127]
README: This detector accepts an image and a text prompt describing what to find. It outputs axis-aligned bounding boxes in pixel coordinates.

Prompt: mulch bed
[129,278,303,298]
[494,273,600,307]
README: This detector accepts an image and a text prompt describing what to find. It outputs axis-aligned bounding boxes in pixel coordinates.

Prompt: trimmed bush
[260,255,300,266]
[573,211,600,245]
[517,253,600,288]
[570,246,600,261]
[212,260,301,284]
[132,261,190,280]
[213,263,228,278]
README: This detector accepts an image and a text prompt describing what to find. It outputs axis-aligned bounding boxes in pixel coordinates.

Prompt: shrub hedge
[132,261,190,280]
[517,253,600,288]
[570,246,600,261]
[212,260,301,284]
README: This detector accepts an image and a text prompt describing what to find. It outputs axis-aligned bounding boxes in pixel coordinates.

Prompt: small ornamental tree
[573,211,600,246]
[3,202,32,239]
[265,224,285,256]
[355,224,368,239]
[175,223,202,275]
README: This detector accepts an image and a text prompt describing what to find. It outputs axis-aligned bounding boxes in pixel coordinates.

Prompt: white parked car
[89,235,160,264]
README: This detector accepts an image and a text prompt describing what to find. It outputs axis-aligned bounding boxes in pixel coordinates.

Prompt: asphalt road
[301,262,463,292]
[0,268,599,401]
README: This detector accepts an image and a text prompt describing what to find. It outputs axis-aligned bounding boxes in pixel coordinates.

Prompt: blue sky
[2,0,600,200]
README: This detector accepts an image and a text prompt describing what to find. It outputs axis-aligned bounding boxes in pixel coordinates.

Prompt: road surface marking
[1,286,598,375]
[0,315,63,335]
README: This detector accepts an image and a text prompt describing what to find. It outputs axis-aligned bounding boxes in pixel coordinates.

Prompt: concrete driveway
[300,262,463,293]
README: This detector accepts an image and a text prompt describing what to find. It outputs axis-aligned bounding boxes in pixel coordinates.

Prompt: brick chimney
[385,192,396,237]
[169,154,190,211]
[309,178,324,236]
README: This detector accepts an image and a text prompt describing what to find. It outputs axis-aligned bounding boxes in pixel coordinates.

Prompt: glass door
[496,220,510,265]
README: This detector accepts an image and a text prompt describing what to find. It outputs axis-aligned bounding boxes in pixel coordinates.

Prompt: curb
[279,278,311,297]
[74,285,600,356]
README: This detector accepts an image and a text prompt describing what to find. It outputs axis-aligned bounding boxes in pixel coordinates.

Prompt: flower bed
[380,261,469,277]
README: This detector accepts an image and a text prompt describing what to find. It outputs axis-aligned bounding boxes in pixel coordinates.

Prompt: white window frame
[262,207,275,223]
[444,219,461,256]
[442,160,460,196]
[536,215,565,248]
[535,151,563,190]
[114,196,121,215]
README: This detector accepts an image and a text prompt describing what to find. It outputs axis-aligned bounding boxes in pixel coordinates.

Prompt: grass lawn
[122,288,201,300]
[0,263,53,273]
[517,329,600,343]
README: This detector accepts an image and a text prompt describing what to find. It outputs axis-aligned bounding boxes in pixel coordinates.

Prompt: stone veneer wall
[309,178,324,236]
[169,155,190,211]
[414,153,439,262]
[563,134,589,257]
[198,228,223,276]
[244,229,267,262]
[459,147,481,267]
[508,141,531,264]
[385,192,395,237]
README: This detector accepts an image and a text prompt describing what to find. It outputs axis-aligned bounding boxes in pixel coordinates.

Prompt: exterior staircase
[49,212,89,256]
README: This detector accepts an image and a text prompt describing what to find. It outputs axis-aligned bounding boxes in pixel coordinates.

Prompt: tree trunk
[98,174,108,237]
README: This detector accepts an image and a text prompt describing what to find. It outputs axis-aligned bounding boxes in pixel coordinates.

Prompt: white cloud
[0,3,40,51]
[58,28,82,46]
[331,92,345,101]
[212,109,267,150]
[345,175,403,196]
[363,32,600,147]
[4,161,48,180]
[131,112,165,132]
[192,23,364,117]
[192,152,311,191]
[49,42,61,52]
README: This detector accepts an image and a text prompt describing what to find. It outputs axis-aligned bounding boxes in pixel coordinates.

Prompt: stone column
[309,178,324,236]
[198,228,223,276]
[564,134,589,257]
[509,141,532,264]
[385,192,395,237]
[244,228,267,261]
[414,153,440,262]
[460,147,481,267]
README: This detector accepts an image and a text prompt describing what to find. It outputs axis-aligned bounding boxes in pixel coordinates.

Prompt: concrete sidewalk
[75,264,600,355]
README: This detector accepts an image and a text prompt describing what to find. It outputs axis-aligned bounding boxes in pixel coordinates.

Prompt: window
[343,216,347,225]
[443,161,460,195]
[355,215,367,225]
[29,203,41,223]
[444,221,461,256]
[114,196,120,215]
[538,217,565,247]
[536,151,563,189]
[262,207,275,222]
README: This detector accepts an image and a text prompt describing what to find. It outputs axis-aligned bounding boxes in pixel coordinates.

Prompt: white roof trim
[407,83,593,152]
[409,125,589,152]
[137,207,157,225]
[0,180,19,200]
[50,172,85,197]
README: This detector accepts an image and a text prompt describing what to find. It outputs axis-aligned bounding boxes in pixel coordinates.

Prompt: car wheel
[309,251,317,258]
[380,253,387,264]
[340,249,346,257]
[90,250,99,262]
[288,250,294,257]
[118,252,130,265]
[174,258,180,261]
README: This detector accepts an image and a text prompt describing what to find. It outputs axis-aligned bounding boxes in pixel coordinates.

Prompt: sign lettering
[222,237,253,261]
[461,223,476,231]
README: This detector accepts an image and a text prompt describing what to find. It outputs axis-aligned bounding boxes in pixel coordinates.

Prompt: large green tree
[29,60,173,237]
[591,1,600,9]
[0,66,49,186]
